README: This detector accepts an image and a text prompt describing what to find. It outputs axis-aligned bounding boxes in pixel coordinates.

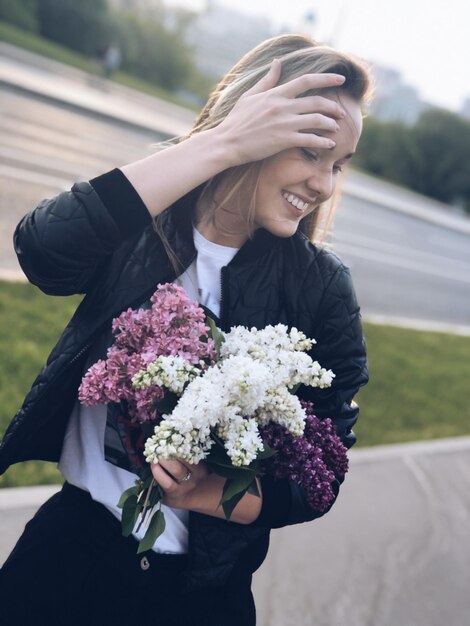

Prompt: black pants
[0,483,256,626]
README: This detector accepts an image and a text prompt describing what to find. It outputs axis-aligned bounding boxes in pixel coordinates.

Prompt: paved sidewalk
[1,437,470,625]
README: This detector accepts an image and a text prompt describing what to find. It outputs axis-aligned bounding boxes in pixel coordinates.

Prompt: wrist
[202,125,240,170]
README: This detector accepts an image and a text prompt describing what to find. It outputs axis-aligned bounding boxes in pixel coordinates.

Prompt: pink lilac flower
[78,283,216,423]
[260,400,349,513]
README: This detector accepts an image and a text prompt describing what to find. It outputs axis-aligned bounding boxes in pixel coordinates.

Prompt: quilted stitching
[0,184,369,591]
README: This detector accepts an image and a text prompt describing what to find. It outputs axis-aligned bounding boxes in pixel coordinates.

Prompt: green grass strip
[0,20,198,110]
[0,280,469,487]
[355,323,470,446]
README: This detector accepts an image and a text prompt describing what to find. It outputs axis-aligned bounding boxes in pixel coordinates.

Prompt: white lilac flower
[218,416,264,467]
[255,388,306,436]
[132,355,201,394]
[219,356,271,415]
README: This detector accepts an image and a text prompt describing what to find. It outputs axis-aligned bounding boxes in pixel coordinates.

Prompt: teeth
[283,192,309,212]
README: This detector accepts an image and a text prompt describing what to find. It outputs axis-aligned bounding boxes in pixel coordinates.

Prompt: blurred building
[370,65,430,125]
[108,0,164,11]
[184,2,278,79]
[460,97,470,121]
[108,0,276,79]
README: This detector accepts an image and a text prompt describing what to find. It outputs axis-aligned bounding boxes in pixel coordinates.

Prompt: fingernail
[152,459,159,465]
[336,75,346,84]
[328,140,336,148]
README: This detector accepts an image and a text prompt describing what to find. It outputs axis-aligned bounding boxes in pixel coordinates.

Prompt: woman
[0,34,371,625]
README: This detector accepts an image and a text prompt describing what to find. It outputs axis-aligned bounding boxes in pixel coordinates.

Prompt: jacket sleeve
[252,261,368,529]
[302,262,369,447]
[13,169,152,295]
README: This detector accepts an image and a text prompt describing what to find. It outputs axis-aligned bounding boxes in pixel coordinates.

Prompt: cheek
[256,176,280,207]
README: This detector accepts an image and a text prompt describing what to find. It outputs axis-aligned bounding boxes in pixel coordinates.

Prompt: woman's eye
[333,164,343,173]
[300,148,318,162]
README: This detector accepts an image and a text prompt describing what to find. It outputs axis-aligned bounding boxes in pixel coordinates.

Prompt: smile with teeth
[282,192,310,212]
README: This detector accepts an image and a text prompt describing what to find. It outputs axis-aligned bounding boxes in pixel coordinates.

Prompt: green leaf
[117,486,139,509]
[205,460,253,479]
[206,438,237,469]
[207,316,225,353]
[142,471,155,490]
[137,510,166,554]
[121,495,140,537]
[221,474,257,505]
[222,489,247,520]
[256,443,277,460]
[247,480,260,497]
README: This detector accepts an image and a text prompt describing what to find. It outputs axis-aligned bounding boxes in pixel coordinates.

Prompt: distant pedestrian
[0,34,371,625]
[102,43,122,78]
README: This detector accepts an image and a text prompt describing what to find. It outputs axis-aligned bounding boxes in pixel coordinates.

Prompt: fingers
[151,461,176,492]
[151,458,191,492]
[290,95,346,120]
[244,58,282,95]
[278,73,345,98]
[295,130,336,150]
[291,111,340,134]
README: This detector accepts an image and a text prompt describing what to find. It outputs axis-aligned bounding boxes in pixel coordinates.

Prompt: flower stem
[135,478,155,533]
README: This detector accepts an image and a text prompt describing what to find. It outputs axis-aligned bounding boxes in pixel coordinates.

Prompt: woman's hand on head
[214,59,348,167]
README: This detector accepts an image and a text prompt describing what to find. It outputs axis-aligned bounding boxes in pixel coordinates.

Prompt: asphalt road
[1,86,469,326]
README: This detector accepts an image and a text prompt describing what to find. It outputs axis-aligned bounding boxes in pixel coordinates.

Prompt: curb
[350,435,470,464]
[362,314,470,336]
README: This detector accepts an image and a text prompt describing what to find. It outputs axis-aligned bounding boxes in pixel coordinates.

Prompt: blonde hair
[156,34,373,264]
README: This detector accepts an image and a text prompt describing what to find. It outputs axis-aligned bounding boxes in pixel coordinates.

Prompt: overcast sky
[168,0,469,112]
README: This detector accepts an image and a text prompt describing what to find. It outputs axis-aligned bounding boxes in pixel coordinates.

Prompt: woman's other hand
[151,457,208,507]
[151,458,262,524]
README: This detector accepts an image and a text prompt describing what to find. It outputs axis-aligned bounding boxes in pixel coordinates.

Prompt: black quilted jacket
[0,169,368,590]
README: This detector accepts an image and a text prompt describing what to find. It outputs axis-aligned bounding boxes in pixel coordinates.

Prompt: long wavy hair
[155,33,373,266]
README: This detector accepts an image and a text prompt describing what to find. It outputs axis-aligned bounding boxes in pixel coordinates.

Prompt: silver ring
[177,469,192,484]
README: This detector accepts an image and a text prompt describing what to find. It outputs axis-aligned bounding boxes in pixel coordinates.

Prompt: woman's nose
[306,169,334,202]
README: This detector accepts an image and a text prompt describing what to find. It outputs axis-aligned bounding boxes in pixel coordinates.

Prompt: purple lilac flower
[260,400,349,513]
[78,283,216,423]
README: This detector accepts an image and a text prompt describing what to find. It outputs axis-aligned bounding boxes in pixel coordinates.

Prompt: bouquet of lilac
[79,283,347,553]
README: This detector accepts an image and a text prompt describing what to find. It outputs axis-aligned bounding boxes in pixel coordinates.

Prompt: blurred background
[0,1,469,624]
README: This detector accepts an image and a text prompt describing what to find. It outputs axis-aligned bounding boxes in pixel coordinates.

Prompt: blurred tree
[36,0,110,57]
[356,111,470,212]
[111,10,196,92]
[356,117,423,190]
[0,0,38,32]
[412,108,470,211]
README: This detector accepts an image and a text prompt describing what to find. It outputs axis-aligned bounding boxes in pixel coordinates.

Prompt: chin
[265,221,299,238]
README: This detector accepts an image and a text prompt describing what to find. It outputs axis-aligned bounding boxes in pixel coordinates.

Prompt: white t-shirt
[59,227,239,553]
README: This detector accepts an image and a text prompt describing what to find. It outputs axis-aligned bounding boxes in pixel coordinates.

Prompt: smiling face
[252,93,363,238]
[196,92,364,247]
